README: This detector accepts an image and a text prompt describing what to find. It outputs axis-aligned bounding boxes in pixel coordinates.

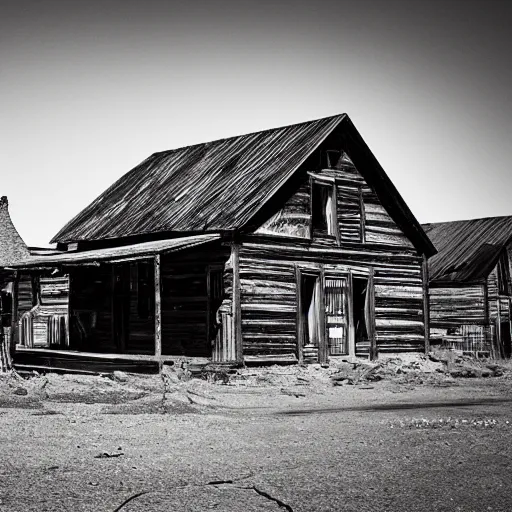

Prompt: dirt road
[0,370,511,511]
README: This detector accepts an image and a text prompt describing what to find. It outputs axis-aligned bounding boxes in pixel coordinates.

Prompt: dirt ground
[1,354,512,512]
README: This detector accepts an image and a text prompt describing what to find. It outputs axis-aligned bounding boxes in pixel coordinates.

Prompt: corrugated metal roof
[12,234,220,268]
[0,196,30,267]
[422,216,512,283]
[52,115,346,243]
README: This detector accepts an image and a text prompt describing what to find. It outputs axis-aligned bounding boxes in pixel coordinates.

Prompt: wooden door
[325,277,351,356]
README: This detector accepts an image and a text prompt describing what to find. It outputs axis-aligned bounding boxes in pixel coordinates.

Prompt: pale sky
[1,0,511,247]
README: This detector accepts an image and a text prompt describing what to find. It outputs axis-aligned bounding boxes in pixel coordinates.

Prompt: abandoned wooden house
[11,114,436,373]
[422,216,512,358]
[0,196,31,369]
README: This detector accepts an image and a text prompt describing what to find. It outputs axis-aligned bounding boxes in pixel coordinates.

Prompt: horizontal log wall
[239,236,426,360]
[429,285,486,328]
[428,284,488,349]
[247,152,426,360]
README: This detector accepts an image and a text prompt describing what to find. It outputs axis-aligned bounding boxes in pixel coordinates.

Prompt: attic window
[311,180,338,239]
[325,150,341,169]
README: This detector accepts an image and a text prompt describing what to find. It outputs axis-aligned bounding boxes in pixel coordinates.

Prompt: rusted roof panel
[12,234,220,268]
[51,115,346,243]
[422,216,512,283]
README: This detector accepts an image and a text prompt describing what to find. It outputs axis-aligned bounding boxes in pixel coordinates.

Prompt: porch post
[232,242,243,363]
[368,267,377,361]
[154,254,162,370]
[422,254,430,354]
[10,271,19,359]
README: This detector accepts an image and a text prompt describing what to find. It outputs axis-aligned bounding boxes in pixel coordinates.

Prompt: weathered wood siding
[429,285,486,329]
[18,273,70,348]
[428,285,488,350]
[256,181,310,238]
[246,154,425,361]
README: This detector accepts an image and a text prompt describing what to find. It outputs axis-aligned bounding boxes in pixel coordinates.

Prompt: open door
[297,270,326,364]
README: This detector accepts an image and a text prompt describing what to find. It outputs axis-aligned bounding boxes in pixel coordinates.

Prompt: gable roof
[422,215,512,284]
[0,196,30,268]
[51,114,436,257]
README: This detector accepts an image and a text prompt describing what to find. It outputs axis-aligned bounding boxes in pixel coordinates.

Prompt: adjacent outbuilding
[423,216,512,358]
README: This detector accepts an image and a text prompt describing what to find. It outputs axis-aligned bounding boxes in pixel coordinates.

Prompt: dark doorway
[112,263,130,352]
[298,272,324,363]
[353,277,369,354]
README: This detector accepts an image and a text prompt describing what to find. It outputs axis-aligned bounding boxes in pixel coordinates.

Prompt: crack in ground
[112,491,149,511]
[241,485,295,512]
[111,473,293,512]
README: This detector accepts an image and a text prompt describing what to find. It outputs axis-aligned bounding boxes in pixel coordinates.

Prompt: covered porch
[12,235,239,373]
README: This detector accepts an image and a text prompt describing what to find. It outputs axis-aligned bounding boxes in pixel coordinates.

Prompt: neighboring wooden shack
[422,216,512,358]
[0,196,31,369]
[12,114,436,373]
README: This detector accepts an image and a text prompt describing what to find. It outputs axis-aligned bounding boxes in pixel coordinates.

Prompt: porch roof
[10,234,221,268]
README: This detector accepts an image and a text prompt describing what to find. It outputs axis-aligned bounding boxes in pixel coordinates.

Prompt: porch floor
[14,347,212,374]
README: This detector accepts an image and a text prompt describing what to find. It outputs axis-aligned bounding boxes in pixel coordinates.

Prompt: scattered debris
[94,452,125,459]
[280,389,306,398]
[112,371,128,383]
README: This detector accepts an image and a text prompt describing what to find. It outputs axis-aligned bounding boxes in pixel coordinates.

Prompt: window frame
[309,175,340,244]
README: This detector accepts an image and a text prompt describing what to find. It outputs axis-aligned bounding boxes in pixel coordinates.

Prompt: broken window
[311,181,337,237]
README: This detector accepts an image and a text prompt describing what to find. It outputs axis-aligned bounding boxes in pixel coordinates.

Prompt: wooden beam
[347,273,356,359]
[318,267,327,364]
[295,265,304,365]
[331,184,341,246]
[359,186,366,243]
[10,271,19,359]
[496,298,502,358]
[232,243,243,363]
[154,254,162,368]
[368,267,377,361]
[422,254,430,354]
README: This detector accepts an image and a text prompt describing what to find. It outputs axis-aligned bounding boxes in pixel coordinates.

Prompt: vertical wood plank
[332,185,341,246]
[232,242,243,363]
[318,267,327,364]
[496,298,502,358]
[295,265,304,364]
[66,272,71,348]
[368,267,377,361]
[422,254,430,354]
[154,254,162,367]
[10,271,19,357]
[359,186,366,243]
[347,273,356,358]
